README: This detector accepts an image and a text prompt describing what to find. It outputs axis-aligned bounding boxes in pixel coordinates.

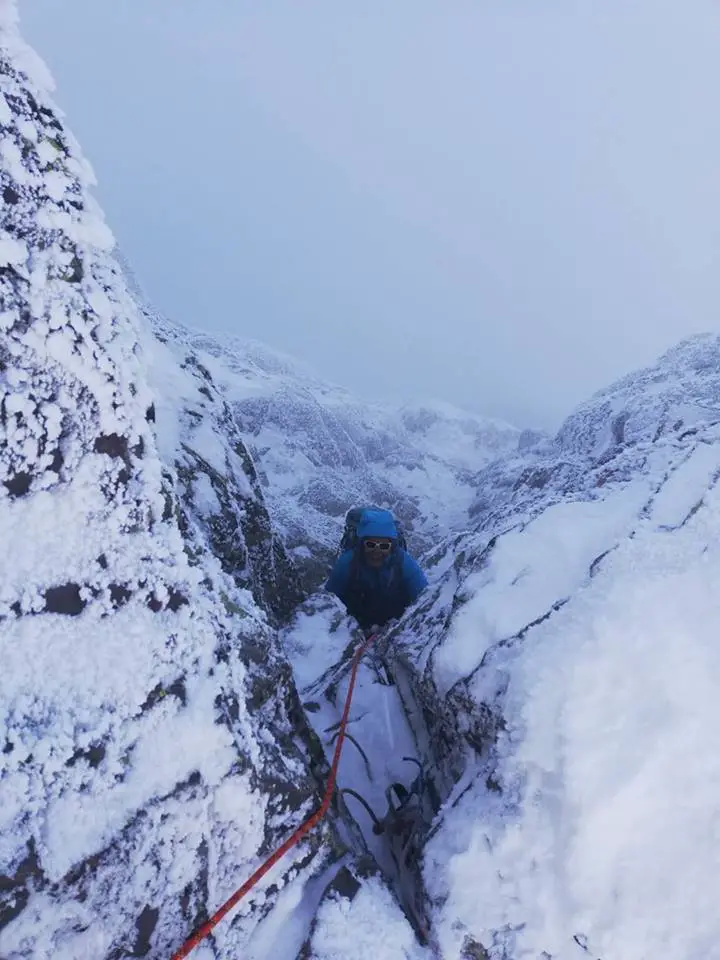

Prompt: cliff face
[0,17,339,959]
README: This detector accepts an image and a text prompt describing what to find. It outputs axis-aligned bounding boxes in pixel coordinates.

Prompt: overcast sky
[19,1,720,428]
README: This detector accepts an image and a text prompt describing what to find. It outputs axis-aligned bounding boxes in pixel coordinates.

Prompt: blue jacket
[326,547,428,629]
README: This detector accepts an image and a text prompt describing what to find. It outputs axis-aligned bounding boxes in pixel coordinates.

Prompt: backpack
[339,506,407,553]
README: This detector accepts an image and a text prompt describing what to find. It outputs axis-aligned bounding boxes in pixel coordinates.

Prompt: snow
[0,233,27,266]
[399,399,517,473]
[423,430,720,959]
[139,328,256,499]
[0,458,170,607]
[244,861,339,960]
[44,673,239,882]
[646,436,720,529]
[310,875,426,960]
[285,610,343,686]
[433,482,652,697]
[8,2,720,956]
[193,471,222,515]
[283,601,432,950]
[0,88,11,122]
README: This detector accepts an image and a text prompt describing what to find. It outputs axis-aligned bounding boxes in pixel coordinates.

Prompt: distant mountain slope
[143,319,520,587]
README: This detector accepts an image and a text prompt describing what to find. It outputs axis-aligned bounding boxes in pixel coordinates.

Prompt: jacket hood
[357,508,398,540]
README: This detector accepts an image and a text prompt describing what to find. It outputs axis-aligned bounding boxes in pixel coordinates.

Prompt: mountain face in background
[141,314,520,591]
[3,6,720,960]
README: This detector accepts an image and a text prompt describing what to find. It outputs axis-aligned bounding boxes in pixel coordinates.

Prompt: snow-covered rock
[0,13,342,959]
[386,334,720,959]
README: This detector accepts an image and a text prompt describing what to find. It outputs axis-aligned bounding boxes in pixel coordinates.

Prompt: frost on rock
[139,314,304,623]
[0,21,339,960]
[385,335,720,959]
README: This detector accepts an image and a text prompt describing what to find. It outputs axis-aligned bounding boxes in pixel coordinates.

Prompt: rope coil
[170,633,376,960]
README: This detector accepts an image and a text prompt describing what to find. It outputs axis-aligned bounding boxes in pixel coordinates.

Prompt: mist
[20,0,720,428]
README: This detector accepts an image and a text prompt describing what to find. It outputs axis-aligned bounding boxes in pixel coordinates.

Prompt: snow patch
[310,876,426,960]
[433,485,651,696]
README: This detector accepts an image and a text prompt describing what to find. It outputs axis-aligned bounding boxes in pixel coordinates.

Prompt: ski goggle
[363,540,393,552]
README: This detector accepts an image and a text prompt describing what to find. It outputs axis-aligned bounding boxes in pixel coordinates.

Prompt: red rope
[169,633,376,960]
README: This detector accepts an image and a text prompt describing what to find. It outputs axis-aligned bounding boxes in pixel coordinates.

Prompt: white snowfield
[4,2,720,959]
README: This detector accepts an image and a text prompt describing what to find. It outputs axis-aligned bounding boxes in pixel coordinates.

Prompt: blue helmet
[356,508,398,540]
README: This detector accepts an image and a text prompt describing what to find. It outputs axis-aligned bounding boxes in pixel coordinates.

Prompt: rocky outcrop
[144,318,304,623]
[0,18,339,959]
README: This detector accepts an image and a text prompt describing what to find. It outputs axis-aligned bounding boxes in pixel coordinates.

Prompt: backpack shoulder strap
[348,545,365,590]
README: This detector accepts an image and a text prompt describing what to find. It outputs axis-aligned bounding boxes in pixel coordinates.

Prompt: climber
[326,507,427,631]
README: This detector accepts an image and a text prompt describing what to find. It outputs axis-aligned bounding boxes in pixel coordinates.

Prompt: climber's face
[363,537,393,568]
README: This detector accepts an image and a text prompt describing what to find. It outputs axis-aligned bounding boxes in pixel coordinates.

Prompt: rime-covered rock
[0,12,339,959]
